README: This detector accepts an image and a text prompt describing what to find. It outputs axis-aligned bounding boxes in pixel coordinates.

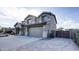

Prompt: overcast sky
[0,7,79,29]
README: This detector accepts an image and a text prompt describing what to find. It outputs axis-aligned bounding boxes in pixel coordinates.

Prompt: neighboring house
[1,27,15,35]
[14,22,22,35]
[14,12,57,38]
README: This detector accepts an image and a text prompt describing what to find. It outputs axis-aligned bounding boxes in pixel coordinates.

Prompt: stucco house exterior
[14,12,57,38]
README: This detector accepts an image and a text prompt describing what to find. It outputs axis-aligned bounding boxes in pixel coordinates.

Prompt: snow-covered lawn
[15,38,79,51]
[0,35,41,51]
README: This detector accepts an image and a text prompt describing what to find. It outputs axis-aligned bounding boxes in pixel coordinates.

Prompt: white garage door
[29,27,43,37]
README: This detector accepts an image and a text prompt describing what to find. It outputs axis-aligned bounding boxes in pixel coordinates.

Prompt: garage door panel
[29,27,42,37]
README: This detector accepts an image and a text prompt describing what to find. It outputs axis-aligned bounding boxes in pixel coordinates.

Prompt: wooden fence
[56,31,70,38]
[49,30,76,39]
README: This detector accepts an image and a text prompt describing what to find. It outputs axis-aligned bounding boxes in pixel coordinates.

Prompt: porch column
[42,25,48,38]
[25,27,27,36]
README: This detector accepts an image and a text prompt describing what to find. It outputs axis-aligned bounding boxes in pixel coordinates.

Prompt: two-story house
[14,12,57,38]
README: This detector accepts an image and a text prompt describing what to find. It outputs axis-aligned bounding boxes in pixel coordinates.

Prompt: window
[42,15,50,22]
[28,19,32,24]
[27,19,31,24]
[27,19,35,24]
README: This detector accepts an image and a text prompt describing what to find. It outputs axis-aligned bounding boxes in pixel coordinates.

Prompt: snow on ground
[14,38,79,51]
[0,35,41,51]
[0,35,79,51]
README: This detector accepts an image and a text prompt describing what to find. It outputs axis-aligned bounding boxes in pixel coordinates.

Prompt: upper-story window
[27,19,31,24]
[24,20,27,24]
[27,19,35,24]
[42,15,51,22]
[22,21,25,24]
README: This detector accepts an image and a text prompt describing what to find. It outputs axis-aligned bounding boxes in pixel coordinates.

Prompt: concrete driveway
[0,35,41,51]
[0,36,79,51]
[16,38,79,51]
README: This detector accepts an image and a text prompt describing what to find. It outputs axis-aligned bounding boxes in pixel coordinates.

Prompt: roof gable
[24,15,36,20]
[38,12,57,24]
[14,22,21,27]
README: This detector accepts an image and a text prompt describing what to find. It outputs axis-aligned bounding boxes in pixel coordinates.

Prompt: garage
[29,27,43,37]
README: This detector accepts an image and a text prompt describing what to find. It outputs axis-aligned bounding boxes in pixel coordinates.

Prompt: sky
[0,7,79,29]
